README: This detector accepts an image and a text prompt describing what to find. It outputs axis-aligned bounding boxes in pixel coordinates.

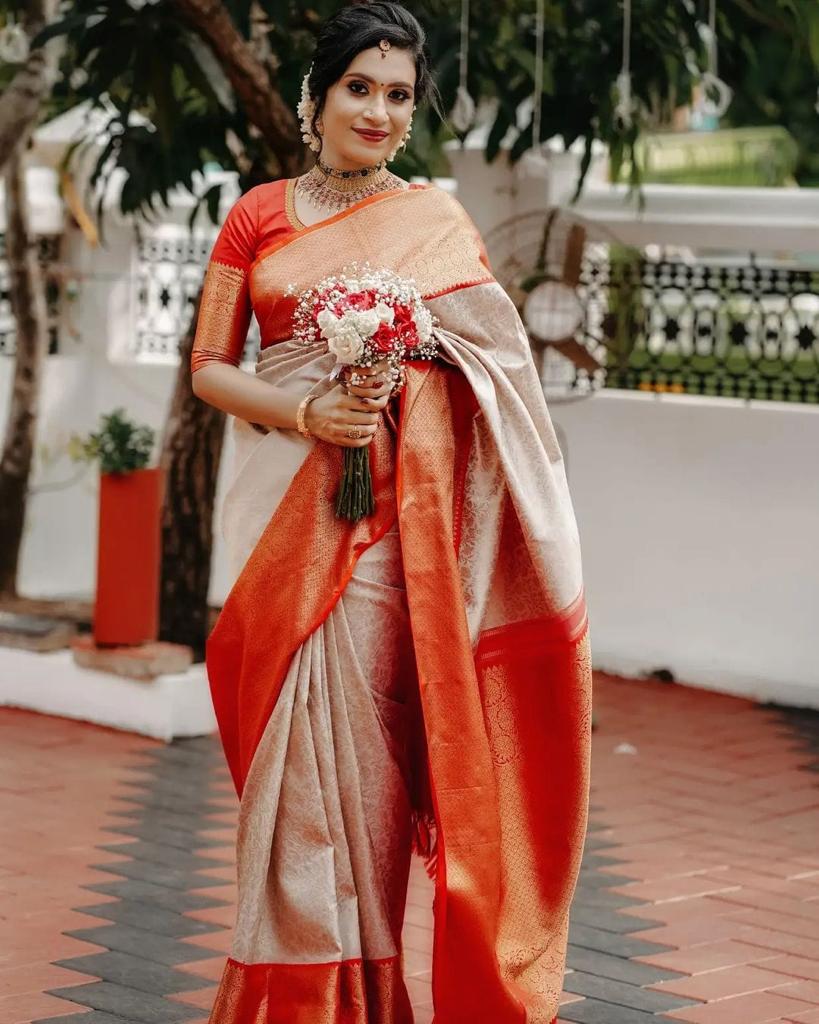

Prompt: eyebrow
[344,72,415,91]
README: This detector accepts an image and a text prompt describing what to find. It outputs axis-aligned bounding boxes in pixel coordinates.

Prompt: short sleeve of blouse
[190,189,259,373]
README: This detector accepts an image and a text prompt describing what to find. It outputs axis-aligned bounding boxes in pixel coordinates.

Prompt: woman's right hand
[303,373,392,448]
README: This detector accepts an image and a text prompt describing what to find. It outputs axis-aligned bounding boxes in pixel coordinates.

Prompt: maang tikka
[296,61,414,160]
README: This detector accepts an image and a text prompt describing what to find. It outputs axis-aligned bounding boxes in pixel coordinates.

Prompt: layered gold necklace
[295,157,406,212]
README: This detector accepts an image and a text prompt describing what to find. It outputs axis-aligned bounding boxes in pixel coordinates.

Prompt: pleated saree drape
[200,184,592,1024]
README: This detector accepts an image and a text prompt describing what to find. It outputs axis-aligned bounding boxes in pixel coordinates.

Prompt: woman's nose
[364,95,388,122]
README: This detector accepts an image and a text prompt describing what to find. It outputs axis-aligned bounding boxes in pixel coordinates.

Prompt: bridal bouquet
[288,264,438,521]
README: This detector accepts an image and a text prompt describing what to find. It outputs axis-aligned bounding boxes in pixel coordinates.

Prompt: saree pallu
[204,185,592,1023]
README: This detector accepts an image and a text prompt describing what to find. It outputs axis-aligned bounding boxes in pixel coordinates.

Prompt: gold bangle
[296,393,318,438]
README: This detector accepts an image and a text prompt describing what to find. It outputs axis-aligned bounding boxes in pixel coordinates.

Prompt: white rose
[317,308,341,339]
[353,308,380,338]
[374,301,395,325]
[327,324,365,364]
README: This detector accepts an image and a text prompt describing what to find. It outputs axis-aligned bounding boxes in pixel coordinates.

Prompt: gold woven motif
[486,626,592,1020]
[284,178,303,231]
[191,260,248,370]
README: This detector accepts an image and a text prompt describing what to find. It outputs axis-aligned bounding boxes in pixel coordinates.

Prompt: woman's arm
[189,188,392,443]
[192,362,393,447]
[191,363,302,430]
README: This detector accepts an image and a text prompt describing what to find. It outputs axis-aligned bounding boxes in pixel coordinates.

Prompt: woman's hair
[307,1,444,132]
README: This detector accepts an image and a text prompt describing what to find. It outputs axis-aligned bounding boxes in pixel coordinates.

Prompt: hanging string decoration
[529,0,545,149]
[697,0,733,119]
[613,0,637,130]
[450,0,476,133]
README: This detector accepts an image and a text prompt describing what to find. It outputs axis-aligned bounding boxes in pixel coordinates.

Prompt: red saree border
[398,364,528,1022]
[223,954,401,969]
[475,590,589,666]
[424,276,494,302]
[208,953,413,1024]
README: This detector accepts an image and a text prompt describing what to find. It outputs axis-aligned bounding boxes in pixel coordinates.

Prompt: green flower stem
[336,446,375,522]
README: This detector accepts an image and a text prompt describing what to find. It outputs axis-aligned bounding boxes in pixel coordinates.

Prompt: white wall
[554,390,819,707]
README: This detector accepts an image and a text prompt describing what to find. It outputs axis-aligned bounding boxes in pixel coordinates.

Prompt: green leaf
[507,43,555,96]
[808,10,819,67]
[184,31,236,114]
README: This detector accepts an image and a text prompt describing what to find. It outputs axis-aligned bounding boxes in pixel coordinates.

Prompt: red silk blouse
[190,177,427,374]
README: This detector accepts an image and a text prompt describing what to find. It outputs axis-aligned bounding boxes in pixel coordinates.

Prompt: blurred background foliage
[1,0,817,222]
[718,2,819,186]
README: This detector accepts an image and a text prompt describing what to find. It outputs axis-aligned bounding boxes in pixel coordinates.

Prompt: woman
[191,3,592,1022]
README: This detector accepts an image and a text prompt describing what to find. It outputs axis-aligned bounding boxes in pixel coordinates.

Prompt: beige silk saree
[194,182,592,1024]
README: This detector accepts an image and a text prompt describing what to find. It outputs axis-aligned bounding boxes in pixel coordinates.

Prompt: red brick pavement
[0,708,159,1023]
[579,674,819,1024]
[2,671,819,1023]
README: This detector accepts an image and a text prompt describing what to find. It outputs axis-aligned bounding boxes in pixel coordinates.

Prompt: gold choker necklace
[295,158,406,211]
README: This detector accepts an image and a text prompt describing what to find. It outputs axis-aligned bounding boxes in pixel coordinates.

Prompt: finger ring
[346,427,361,440]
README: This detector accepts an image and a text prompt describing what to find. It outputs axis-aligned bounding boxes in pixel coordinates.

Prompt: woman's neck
[316,147,383,175]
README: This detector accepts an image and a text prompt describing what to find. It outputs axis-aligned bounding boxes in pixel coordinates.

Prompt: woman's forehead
[343,46,416,88]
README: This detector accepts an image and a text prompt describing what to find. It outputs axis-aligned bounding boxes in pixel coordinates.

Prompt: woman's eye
[348,82,410,103]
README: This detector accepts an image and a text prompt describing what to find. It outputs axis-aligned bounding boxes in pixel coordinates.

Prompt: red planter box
[93,466,165,647]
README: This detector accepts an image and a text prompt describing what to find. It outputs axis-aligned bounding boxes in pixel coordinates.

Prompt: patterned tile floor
[1,671,818,1024]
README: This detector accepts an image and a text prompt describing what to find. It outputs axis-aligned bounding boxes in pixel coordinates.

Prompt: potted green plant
[69,409,163,646]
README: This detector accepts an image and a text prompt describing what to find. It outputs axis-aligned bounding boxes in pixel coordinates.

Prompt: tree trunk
[157,291,227,659]
[158,0,312,653]
[170,0,306,176]
[0,144,50,597]
[0,0,58,175]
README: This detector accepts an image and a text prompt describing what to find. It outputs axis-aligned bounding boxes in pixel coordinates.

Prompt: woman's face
[317,45,416,170]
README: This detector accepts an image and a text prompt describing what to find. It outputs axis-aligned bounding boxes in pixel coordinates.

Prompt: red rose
[393,303,413,328]
[372,323,397,353]
[391,303,418,344]
[346,289,377,311]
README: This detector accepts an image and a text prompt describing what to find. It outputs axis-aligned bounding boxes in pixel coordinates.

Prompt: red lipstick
[353,128,389,141]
